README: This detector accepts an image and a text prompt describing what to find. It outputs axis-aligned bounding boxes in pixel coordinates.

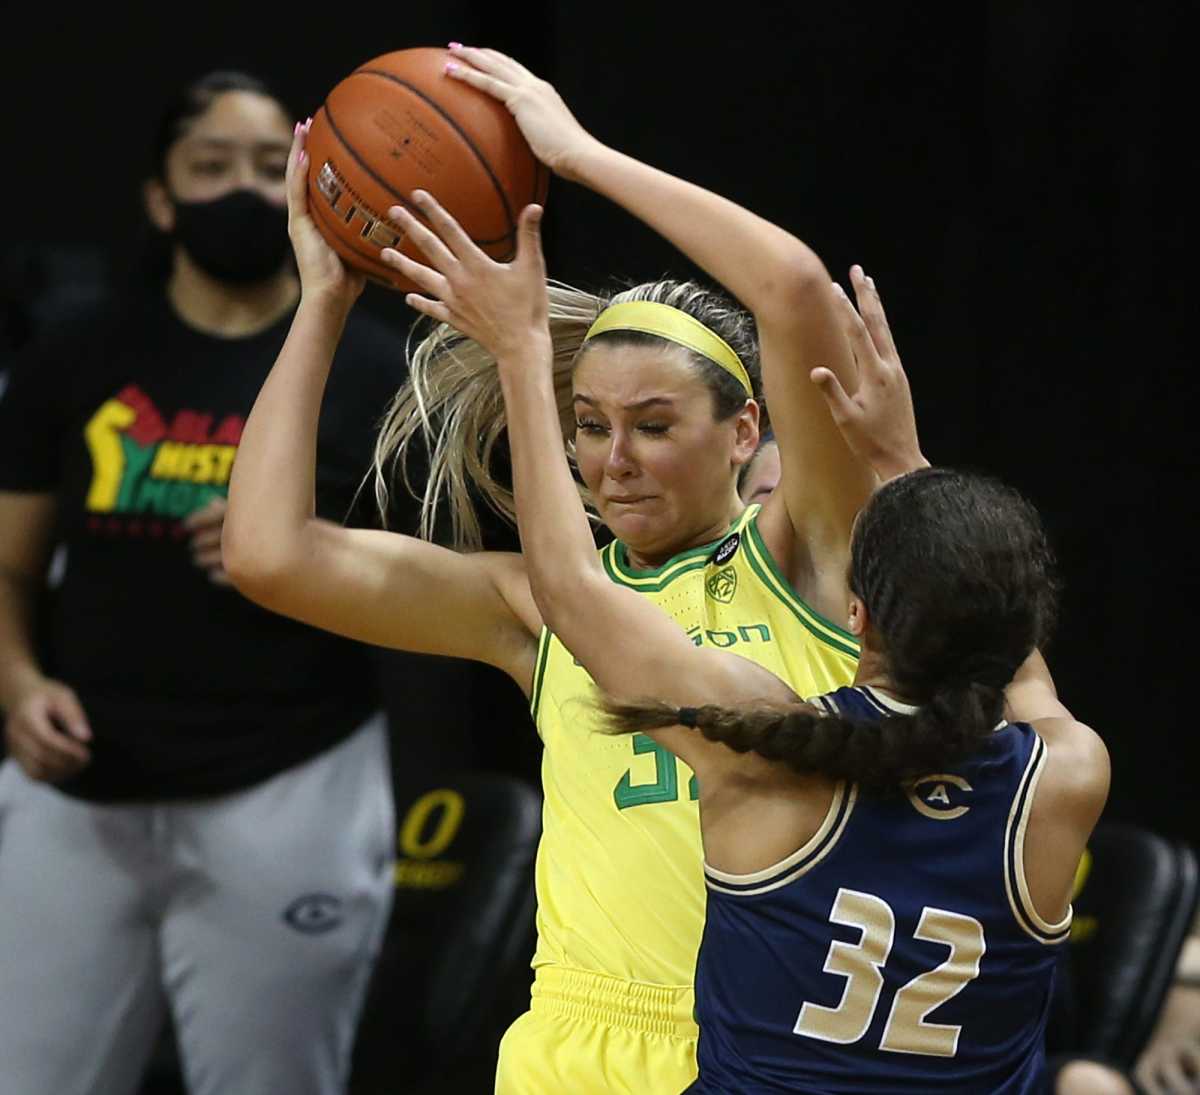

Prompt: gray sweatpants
[0,715,394,1095]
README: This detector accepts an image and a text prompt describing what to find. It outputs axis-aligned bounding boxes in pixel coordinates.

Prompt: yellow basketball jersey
[529,505,859,1000]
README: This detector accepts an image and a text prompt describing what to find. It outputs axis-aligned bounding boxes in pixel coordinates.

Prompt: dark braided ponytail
[598,468,1058,791]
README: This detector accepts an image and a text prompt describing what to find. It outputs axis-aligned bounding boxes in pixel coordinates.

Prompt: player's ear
[732,400,760,468]
[846,593,868,638]
[144,177,175,233]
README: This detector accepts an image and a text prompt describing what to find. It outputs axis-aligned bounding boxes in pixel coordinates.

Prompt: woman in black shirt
[0,71,403,1095]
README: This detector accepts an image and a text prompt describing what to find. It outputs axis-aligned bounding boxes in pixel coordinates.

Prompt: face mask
[170,189,291,284]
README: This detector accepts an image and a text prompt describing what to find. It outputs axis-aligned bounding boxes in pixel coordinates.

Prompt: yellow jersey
[528,505,859,1007]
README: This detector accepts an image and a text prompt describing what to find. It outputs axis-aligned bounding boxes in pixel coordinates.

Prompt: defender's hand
[382,191,549,363]
[811,266,928,483]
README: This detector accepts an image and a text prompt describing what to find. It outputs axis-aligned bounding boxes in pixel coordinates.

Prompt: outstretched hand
[381,191,550,363]
[285,118,365,307]
[811,266,928,483]
[444,45,600,180]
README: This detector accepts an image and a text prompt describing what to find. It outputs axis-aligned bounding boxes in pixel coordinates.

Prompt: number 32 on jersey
[795,887,986,1058]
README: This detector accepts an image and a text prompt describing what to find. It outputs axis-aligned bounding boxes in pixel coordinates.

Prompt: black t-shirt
[0,288,408,801]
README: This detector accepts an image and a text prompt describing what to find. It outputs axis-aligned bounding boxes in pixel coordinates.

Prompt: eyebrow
[573,395,676,411]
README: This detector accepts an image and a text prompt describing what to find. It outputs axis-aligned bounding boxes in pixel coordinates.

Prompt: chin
[606,512,679,559]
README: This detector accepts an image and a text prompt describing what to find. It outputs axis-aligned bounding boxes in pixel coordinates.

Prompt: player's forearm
[565,145,876,545]
[1005,648,1073,723]
[0,572,47,712]
[225,291,352,581]
[563,142,828,326]
[497,343,605,623]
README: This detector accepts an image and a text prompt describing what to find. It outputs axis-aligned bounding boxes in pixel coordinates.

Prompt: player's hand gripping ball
[305,47,550,291]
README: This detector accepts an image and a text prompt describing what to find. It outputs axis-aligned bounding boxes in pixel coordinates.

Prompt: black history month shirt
[0,289,407,800]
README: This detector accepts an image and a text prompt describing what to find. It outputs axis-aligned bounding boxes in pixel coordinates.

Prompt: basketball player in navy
[378,173,1109,1091]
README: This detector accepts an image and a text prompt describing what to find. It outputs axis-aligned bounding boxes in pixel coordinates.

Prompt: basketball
[305,48,550,291]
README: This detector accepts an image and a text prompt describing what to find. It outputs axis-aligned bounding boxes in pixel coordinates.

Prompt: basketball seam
[343,70,519,246]
[322,100,513,253]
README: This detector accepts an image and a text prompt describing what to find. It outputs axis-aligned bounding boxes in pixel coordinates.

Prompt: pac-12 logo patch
[711,532,741,567]
[706,566,738,604]
[283,893,344,934]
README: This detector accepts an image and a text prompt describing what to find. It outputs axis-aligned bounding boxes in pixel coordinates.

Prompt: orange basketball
[305,48,549,291]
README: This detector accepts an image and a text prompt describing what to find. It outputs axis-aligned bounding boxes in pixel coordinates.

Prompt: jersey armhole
[1004,731,1073,945]
[704,781,857,897]
[529,626,552,725]
[742,514,860,661]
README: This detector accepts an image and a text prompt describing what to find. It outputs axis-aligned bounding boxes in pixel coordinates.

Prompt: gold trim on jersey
[1004,732,1072,944]
[704,782,858,896]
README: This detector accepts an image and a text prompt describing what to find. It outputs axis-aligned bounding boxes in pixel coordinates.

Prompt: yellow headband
[582,301,753,396]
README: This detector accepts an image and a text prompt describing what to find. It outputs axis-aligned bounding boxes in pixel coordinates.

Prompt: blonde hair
[373,278,761,550]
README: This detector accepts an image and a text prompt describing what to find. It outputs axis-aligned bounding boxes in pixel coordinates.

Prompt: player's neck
[851,649,917,706]
[167,252,299,338]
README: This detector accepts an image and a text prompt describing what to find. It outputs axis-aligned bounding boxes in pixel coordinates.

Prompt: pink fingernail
[445,61,459,74]
[448,41,462,50]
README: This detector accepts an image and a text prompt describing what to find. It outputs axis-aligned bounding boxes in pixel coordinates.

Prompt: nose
[605,430,637,479]
[232,153,259,191]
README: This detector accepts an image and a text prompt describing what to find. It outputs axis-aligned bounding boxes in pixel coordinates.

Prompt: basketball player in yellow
[225,49,901,1092]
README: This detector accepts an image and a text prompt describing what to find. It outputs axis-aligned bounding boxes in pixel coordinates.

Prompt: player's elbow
[528,559,606,635]
[220,523,299,608]
[755,247,831,326]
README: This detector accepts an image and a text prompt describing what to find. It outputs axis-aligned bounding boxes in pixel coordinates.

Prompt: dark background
[1,2,1192,843]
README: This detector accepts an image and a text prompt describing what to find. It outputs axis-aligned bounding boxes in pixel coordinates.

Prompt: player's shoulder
[1030,716,1107,763]
[1029,716,1110,820]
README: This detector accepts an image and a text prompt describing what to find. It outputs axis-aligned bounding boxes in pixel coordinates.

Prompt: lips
[607,495,652,505]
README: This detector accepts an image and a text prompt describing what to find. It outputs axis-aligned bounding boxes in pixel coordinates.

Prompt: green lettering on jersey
[613,733,678,810]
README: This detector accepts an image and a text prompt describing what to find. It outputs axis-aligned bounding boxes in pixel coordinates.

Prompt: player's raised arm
[223,121,541,686]
[444,46,880,579]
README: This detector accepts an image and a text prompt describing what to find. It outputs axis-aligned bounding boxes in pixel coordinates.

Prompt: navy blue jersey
[689,685,1069,1094]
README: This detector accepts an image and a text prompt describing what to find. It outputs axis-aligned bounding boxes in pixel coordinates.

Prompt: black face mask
[170,189,291,284]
